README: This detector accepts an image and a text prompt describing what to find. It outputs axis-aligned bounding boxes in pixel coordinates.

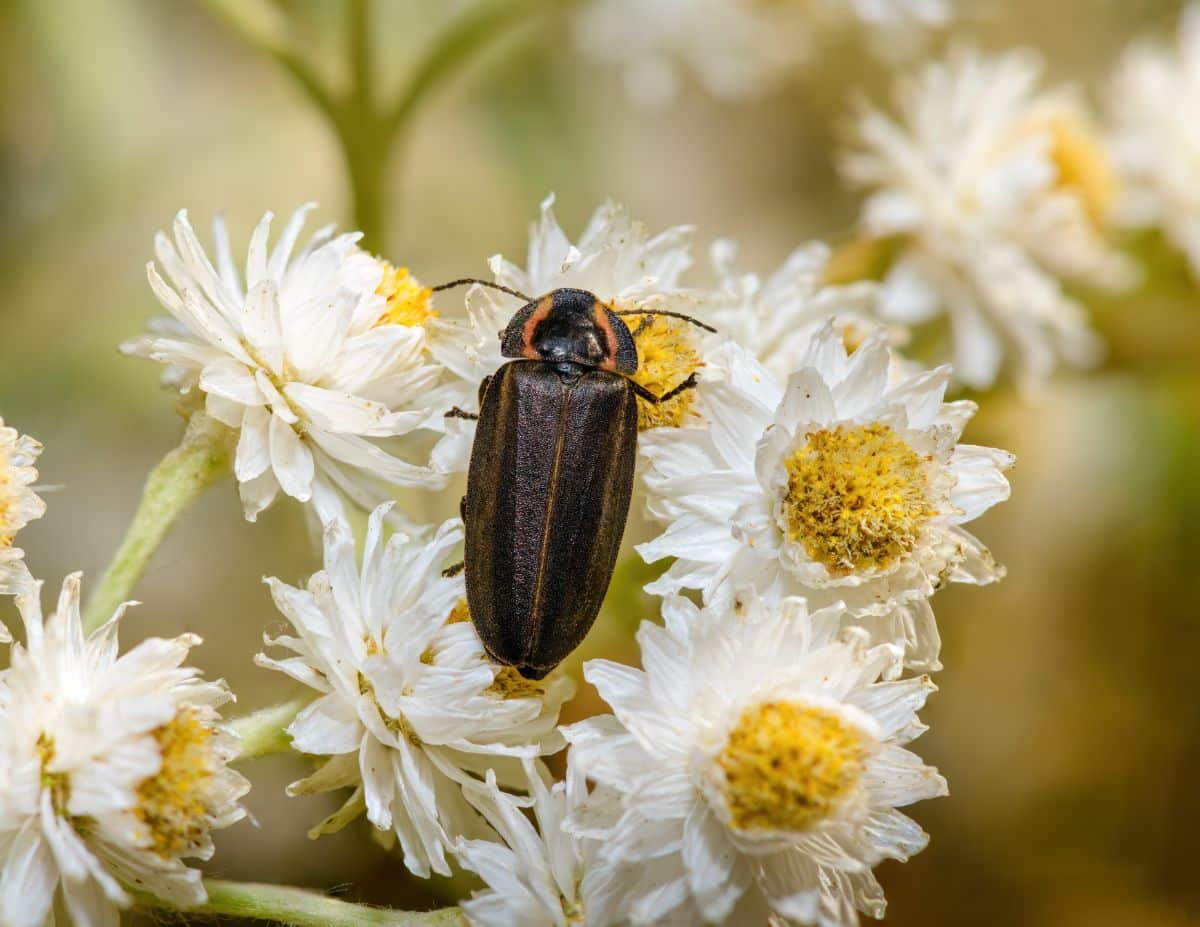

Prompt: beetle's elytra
[434,281,713,679]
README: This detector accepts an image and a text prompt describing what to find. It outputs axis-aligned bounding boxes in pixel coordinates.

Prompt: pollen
[0,449,14,545]
[718,700,871,833]
[782,422,936,576]
[630,314,702,431]
[487,665,548,700]
[1040,113,1119,229]
[446,598,471,624]
[134,708,217,858]
[36,734,70,814]
[375,262,437,328]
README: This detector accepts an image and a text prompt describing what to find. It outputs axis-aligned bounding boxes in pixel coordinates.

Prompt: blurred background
[0,0,1197,924]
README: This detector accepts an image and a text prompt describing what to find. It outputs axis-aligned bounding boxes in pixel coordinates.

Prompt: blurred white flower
[258,504,573,878]
[123,206,445,522]
[639,325,1013,670]
[842,48,1132,389]
[0,573,248,927]
[564,593,945,927]
[703,239,887,381]
[456,758,620,927]
[428,195,709,470]
[0,416,43,642]
[573,0,952,104]
[1109,3,1200,279]
[0,416,45,553]
[572,0,807,104]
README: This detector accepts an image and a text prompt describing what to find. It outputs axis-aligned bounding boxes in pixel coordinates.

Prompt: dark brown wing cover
[464,361,638,678]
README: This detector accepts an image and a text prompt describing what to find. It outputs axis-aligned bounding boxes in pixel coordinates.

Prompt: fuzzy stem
[231,694,315,760]
[138,880,465,926]
[82,412,231,634]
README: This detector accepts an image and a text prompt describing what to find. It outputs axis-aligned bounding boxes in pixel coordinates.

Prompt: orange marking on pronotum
[521,296,555,360]
[593,301,620,372]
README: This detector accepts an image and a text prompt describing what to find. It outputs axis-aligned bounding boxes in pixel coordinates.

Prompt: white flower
[455,758,620,927]
[1109,3,1200,279]
[703,240,887,381]
[123,206,445,522]
[841,48,1131,389]
[572,0,951,104]
[257,504,573,878]
[572,0,808,104]
[564,593,946,927]
[823,0,953,62]
[0,416,46,549]
[428,195,709,470]
[0,573,248,927]
[638,325,1013,670]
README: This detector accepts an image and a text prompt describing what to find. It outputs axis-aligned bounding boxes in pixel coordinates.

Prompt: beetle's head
[500,288,639,374]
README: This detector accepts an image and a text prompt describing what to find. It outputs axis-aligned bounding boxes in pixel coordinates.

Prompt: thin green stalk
[137,879,465,926]
[199,0,571,254]
[231,693,315,760]
[82,412,231,634]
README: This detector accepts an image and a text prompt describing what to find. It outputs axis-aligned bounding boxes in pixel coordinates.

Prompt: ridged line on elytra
[523,376,573,666]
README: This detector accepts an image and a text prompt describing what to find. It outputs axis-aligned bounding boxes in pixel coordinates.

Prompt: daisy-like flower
[0,417,46,549]
[703,239,886,381]
[573,0,952,104]
[571,0,808,104]
[638,325,1013,670]
[0,573,248,927]
[1109,4,1200,279]
[123,205,445,522]
[455,758,620,927]
[841,48,1132,389]
[257,504,573,878]
[564,592,946,927]
[428,195,710,472]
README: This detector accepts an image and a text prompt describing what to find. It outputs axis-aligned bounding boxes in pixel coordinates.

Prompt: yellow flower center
[630,314,702,431]
[487,665,549,700]
[718,701,871,833]
[446,598,471,625]
[36,734,70,814]
[429,599,548,700]
[134,708,217,858]
[0,447,15,546]
[375,262,436,328]
[1039,114,1118,230]
[782,422,935,576]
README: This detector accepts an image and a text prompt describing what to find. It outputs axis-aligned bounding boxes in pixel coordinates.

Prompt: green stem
[199,0,569,254]
[82,412,231,634]
[231,694,315,760]
[138,879,465,926]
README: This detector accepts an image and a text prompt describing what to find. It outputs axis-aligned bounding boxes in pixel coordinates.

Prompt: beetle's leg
[459,495,468,523]
[632,317,652,337]
[477,375,492,404]
[445,406,480,421]
[630,372,699,405]
[441,561,465,578]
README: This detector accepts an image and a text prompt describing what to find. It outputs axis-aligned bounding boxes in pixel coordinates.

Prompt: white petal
[269,414,315,502]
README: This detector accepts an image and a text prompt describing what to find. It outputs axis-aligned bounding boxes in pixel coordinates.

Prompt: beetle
[432,278,715,679]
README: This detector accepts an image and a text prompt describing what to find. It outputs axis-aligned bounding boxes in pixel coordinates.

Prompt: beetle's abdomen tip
[516,663,553,681]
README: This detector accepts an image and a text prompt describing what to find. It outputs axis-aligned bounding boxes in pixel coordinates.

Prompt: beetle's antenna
[613,309,718,334]
[431,278,532,303]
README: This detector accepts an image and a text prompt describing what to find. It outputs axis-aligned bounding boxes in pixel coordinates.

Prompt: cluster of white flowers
[572,0,955,104]
[13,192,1003,927]
[399,195,1003,925]
[841,47,1133,390]
[9,5,1200,926]
[0,573,248,926]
